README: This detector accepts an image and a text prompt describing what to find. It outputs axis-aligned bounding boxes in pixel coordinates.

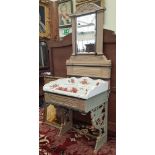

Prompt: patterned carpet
[39,108,116,155]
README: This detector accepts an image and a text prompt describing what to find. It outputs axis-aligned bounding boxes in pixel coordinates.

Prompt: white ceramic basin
[43,77,109,99]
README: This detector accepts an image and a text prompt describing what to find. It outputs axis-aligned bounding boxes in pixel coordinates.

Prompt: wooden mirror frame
[70,3,105,55]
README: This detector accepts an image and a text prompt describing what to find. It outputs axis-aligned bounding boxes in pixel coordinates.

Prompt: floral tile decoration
[43,77,108,99]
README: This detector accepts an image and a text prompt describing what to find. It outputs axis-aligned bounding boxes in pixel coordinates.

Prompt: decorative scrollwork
[70,3,105,17]
[77,3,101,12]
[91,103,106,136]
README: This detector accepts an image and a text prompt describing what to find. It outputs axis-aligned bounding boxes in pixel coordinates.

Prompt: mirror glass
[76,13,96,54]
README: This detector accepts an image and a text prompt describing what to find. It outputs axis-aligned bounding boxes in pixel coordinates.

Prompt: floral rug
[39,108,116,155]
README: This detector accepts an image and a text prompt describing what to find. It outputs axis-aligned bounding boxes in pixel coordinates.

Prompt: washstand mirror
[76,13,96,54]
[70,3,105,55]
[66,3,111,86]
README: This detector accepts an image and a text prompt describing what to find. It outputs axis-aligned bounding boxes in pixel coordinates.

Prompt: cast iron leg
[59,108,73,136]
[90,102,108,153]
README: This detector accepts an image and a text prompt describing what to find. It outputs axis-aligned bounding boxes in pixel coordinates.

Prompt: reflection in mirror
[76,13,96,54]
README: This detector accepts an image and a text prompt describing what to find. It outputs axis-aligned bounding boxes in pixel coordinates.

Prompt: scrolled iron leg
[91,102,108,153]
[59,108,73,136]
[94,134,107,153]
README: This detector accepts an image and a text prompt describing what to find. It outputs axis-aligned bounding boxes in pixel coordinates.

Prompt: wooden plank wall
[47,29,116,134]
